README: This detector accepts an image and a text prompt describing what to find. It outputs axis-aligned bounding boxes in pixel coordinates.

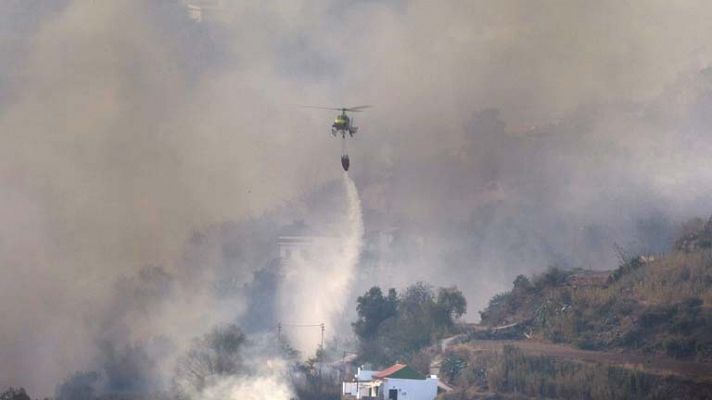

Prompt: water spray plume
[278,173,364,355]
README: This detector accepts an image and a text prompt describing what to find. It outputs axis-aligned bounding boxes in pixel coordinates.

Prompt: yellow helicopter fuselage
[333,113,350,130]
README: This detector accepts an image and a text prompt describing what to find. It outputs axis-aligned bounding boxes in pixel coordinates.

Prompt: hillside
[434,218,712,399]
[439,343,712,400]
[476,217,712,361]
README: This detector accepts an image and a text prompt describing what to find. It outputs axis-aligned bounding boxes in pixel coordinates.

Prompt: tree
[435,287,467,327]
[55,372,99,400]
[395,283,438,351]
[173,324,246,397]
[354,284,469,366]
[513,274,532,290]
[0,388,30,400]
[352,287,398,339]
[399,282,435,320]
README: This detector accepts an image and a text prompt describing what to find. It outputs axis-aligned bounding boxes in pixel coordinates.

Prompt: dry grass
[439,345,712,400]
[628,251,712,306]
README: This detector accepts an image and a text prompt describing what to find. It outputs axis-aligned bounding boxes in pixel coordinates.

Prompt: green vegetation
[0,389,31,400]
[440,345,712,400]
[477,221,712,360]
[292,357,341,400]
[352,287,399,340]
[353,283,466,367]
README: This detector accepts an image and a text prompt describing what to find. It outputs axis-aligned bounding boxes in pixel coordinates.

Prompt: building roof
[373,364,426,380]
[373,363,406,379]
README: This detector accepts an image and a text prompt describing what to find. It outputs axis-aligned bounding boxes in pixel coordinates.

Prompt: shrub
[665,338,697,358]
[639,305,676,329]
[0,388,30,400]
[441,355,468,382]
[535,266,570,288]
[513,274,532,290]
[576,335,606,351]
[611,257,644,282]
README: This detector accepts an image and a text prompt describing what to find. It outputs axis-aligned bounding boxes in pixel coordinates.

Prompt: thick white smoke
[5,1,712,396]
[200,375,293,400]
[278,173,364,355]
[198,357,294,400]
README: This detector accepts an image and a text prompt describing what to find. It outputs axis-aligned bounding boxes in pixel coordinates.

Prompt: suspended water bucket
[341,155,350,171]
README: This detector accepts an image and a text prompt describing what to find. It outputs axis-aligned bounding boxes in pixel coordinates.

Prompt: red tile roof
[373,363,407,379]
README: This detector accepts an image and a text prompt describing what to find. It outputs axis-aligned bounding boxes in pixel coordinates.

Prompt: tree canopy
[352,287,398,340]
[353,283,467,366]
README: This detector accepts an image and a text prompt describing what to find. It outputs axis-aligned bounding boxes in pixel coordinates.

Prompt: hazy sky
[3,0,712,396]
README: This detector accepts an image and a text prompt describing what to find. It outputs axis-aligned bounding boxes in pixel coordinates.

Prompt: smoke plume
[2,1,712,397]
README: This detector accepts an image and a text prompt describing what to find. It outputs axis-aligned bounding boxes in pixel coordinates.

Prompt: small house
[342,364,439,400]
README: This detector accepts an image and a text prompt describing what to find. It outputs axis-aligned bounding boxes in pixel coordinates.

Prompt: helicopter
[302,105,371,171]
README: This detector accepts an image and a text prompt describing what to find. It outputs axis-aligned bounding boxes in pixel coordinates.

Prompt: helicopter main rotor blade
[299,105,343,111]
[344,105,372,112]
[299,105,372,112]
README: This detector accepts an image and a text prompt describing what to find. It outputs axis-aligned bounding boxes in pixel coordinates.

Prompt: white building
[343,368,379,399]
[342,364,439,400]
